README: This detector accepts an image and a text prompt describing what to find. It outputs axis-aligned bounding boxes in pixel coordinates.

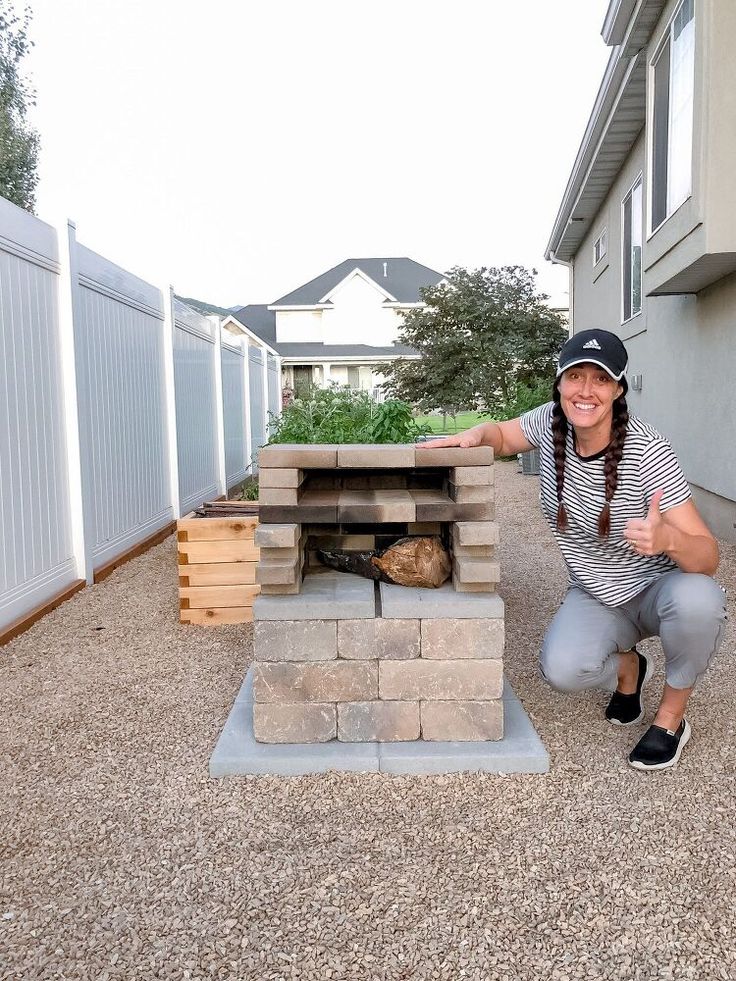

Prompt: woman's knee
[539,638,597,693]
[660,573,726,627]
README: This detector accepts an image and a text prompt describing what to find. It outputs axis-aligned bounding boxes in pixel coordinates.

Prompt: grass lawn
[415,411,490,434]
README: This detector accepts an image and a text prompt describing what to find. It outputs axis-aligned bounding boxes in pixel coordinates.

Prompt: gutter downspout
[549,251,574,338]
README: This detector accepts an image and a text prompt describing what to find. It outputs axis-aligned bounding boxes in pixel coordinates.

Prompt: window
[593,229,608,266]
[651,0,695,230]
[623,177,643,322]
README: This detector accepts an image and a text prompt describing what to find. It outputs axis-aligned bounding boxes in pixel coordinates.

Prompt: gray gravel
[1,460,735,981]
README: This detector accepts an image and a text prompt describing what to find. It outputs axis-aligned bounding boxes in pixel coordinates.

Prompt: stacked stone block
[253,443,505,744]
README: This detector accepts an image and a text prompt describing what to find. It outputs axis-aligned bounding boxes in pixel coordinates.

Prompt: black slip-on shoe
[605,648,653,726]
[628,719,691,771]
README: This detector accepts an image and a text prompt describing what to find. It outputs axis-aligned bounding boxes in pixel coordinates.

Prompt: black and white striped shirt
[519,402,692,606]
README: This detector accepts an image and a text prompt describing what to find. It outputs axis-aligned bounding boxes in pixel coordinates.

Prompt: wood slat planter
[177,506,260,625]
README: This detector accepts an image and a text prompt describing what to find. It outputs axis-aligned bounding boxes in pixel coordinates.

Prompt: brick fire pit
[251,442,506,744]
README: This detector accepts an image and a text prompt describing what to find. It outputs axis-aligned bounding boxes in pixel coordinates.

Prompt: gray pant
[540,571,727,692]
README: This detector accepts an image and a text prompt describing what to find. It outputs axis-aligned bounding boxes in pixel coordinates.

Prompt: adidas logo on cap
[582,338,602,350]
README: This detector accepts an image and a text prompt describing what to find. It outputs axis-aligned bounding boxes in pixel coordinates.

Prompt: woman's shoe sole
[628,719,691,771]
[607,651,654,727]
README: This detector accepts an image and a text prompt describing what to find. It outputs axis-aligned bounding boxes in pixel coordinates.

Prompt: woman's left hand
[624,488,671,555]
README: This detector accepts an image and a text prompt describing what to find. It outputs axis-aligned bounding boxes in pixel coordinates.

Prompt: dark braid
[551,381,629,538]
[598,393,629,537]
[551,385,569,532]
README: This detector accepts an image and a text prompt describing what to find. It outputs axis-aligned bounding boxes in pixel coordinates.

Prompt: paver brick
[448,483,494,504]
[253,703,336,743]
[452,579,497,593]
[452,557,501,584]
[258,468,304,488]
[259,581,302,594]
[379,659,503,701]
[253,661,378,702]
[254,523,300,548]
[254,619,337,662]
[450,466,495,486]
[420,618,504,660]
[420,700,503,741]
[255,557,302,585]
[415,445,494,467]
[257,444,339,468]
[338,701,420,742]
[338,619,420,660]
[451,521,499,547]
[257,487,301,506]
[337,444,415,468]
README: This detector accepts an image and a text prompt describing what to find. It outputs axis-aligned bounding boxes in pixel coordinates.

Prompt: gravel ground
[1,460,735,981]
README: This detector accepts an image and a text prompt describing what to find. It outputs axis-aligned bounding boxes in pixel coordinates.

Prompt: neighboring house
[223,258,444,397]
[546,0,736,542]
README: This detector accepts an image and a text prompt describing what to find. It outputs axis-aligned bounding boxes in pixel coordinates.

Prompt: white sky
[20,0,611,309]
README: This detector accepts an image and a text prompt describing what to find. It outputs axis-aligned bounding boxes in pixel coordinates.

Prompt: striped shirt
[519,402,692,606]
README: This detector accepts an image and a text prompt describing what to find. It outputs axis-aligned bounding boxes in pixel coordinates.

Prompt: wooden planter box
[177,506,260,625]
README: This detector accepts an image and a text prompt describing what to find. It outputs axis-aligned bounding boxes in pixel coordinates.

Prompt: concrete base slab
[254,572,375,621]
[209,668,548,777]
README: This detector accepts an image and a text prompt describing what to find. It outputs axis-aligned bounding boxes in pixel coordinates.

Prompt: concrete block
[451,521,500,547]
[255,572,376,620]
[420,700,503,741]
[452,557,501,584]
[260,582,302,595]
[450,466,494,486]
[420,618,504,659]
[338,701,420,742]
[450,542,494,559]
[259,544,302,562]
[256,558,301,585]
[253,703,336,743]
[415,445,493,467]
[253,660,378,703]
[337,444,415,468]
[258,487,300,506]
[259,504,338,524]
[307,534,376,551]
[254,523,300,548]
[448,483,494,504]
[258,468,304,488]
[338,618,420,660]
[254,620,337,662]
[408,522,443,535]
[452,580,496,593]
[380,581,504,619]
[380,659,503,701]
[257,444,339,468]
[338,489,416,524]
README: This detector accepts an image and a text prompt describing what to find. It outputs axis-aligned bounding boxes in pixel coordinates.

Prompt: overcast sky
[21,0,611,309]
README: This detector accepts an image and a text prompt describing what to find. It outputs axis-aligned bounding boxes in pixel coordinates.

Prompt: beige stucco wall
[570,2,736,541]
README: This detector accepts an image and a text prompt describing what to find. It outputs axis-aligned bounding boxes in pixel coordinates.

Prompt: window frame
[593,228,608,267]
[621,173,644,326]
[648,0,696,236]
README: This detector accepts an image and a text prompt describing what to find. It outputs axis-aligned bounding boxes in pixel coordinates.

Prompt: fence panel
[221,338,249,487]
[74,245,172,570]
[0,200,78,631]
[248,345,266,464]
[173,301,220,512]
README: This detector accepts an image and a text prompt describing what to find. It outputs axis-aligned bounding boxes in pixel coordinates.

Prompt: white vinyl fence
[0,194,280,637]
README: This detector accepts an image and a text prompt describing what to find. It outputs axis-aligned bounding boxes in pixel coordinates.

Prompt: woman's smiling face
[558,363,623,432]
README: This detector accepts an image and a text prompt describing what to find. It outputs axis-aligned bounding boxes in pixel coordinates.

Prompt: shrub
[266,386,431,445]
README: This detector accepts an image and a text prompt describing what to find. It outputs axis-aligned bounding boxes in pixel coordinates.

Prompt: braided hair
[551,380,629,537]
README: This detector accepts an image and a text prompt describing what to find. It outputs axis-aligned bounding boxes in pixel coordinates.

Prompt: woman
[427,329,726,771]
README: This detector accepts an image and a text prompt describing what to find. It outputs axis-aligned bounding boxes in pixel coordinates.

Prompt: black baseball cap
[556,329,628,382]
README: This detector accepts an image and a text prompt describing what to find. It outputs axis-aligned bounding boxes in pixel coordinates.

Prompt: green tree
[383,266,567,417]
[0,2,39,212]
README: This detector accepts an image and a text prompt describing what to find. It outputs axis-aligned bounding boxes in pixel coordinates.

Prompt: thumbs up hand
[624,488,668,555]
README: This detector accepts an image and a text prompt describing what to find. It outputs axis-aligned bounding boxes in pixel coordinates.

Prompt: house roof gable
[270,257,443,307]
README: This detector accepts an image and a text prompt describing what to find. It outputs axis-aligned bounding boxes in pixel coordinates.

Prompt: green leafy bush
[495,377,552,421]
[266,386,431,445]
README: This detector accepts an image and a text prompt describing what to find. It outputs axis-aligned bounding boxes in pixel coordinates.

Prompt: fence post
[161,286,181,519]
[56,219,93,584]
[210,316,227,497]
[242,337,253,476]
[261,344,269,443]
